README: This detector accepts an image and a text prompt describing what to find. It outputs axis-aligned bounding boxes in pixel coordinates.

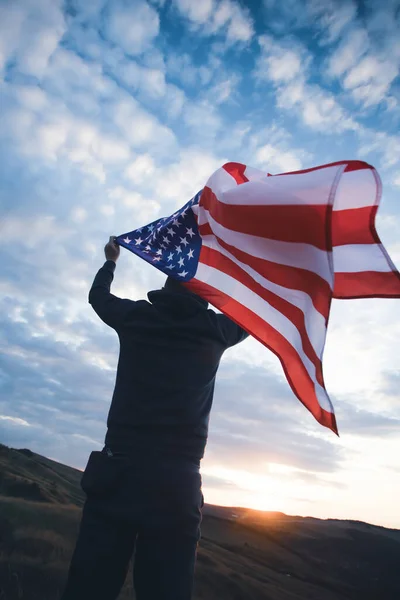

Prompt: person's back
[62,238,248,600]
[104,276,246,460]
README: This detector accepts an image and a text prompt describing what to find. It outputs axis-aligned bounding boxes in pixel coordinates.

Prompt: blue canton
[117,190,202,282]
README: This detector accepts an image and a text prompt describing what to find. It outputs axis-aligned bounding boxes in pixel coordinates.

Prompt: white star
[136,227,143,233]
[162,236,170,245]
[148,224,154,232]
[135,237,143,245]
[186,228,195,238]
[167,252,174,261]
[175,245,182,254]
[180,237,189,247]
[152,256,161,262]
[187,249,194,259]
[156,248,163,256]
[178,270,188,278]
[167,228,175,237]
[166,264,174,270]
[160,244,166,250]
[145,245,152,251]
[172,218,180,227]
[123,237,132,244]
[178,257,185,267]
[181,208,188,217]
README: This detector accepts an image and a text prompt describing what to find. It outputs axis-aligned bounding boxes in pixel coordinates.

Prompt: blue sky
[0,0,399,527]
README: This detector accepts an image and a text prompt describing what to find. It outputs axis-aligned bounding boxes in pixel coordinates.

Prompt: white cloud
[111,57,167,98]
[166,53,213,87]
[327,28,369,78]
[105,0,160,55]
[182,100,223,140]
[0,215,71,249]
[255,36,359,133]
[173,0,254,43]
[308,0,357,43]
[343,55,399,108]
[0,0,66,78]
[173,0,214,24]
[124,154,156,183]
[257,36,307,83]
[255,144,303,172]
[113,97,177,155]
[150,147,225,205]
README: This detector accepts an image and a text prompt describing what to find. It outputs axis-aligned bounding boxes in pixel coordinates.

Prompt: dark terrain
[1,442,399,600]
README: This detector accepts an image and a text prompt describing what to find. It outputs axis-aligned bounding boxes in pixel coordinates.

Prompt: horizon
[0,0,399,529]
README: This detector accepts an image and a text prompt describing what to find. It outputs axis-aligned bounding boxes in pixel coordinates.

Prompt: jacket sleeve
[216,313,250,348]
[88,260,135,330]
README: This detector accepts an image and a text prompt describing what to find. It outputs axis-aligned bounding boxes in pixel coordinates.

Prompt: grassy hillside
[1,442,400,600]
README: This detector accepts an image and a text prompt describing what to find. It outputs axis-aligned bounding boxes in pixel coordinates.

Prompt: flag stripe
[203,188,383,250]
[198,208,334,286]
[199,229,332,319]
[273,159,374,177]
[332,167,378,211]
[201,187,330,249]
[193,261,330,405]
[207,167,341,207]
[199,244,325,384]
[334,271,400,298]
[185,276,337,432]
[334,243,395,273]
[201,236,328,358]
[222,162,249,184]
[332,206,378,246]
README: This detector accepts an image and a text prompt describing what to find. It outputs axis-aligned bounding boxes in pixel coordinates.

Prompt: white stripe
[207,165,341,207]
[195,262,334,413]
[333,167,378,211]
[202,236,327,358]
[244,165,268,181]
[333,243,393,273]
[198,206,334,286]
[205,166,238,195]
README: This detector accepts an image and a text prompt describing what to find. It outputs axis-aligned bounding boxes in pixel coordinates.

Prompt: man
[62,236,248,600]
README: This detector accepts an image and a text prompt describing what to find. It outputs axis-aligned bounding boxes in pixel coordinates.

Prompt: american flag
[117,161,400,434]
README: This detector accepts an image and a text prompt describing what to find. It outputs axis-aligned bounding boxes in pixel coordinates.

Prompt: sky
[0,0,399,528]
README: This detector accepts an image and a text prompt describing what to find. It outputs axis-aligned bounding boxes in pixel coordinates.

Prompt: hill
[1,442,399,599]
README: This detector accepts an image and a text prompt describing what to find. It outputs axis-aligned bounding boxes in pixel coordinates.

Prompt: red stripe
[334,271,400,298]
[332,206,378,246]
[272,160,373,177]
[222,162,249,184]
[184,278,338,435]
[201,187,330,250]
[199,245,325,385]
[198,223,332,320]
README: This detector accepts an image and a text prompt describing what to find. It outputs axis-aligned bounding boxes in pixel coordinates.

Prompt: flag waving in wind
[117,161,400,435]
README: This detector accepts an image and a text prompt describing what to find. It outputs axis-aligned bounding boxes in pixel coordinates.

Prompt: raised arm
[88,237,135,330]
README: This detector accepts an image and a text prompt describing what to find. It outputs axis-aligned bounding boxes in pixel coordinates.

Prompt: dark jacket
[89,261,248,461]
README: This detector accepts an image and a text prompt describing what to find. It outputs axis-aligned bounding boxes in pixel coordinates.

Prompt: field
[1,442,400,599]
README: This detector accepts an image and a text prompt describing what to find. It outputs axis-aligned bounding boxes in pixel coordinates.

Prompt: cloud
[104,0,160,56]
[308,0,357,44]
[255,35,359,133]
[206,360,343,475]
[172,0,254,43]
[327,28,369,78]
[262,0,356,41]
[0,0,66,78]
